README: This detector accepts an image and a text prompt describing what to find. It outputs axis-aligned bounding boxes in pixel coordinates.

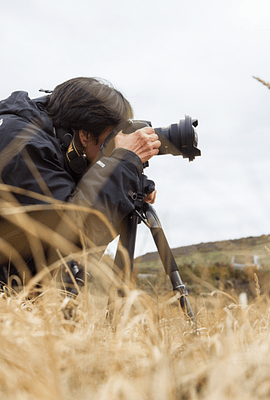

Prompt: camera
[122,115,201,161]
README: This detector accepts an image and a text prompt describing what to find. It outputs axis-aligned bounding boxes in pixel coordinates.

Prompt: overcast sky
[2,0,270,257]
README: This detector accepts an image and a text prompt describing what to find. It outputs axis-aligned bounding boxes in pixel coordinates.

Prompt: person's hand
[143,189,157,204]
[115,127,161,163]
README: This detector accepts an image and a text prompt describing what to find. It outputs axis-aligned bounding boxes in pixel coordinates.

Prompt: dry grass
[253,76,270,90]
[1,257,270,399]
[1,187,270,399]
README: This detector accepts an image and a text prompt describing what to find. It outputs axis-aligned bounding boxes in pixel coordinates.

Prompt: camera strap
[66,136,88,175]
[55,127,88,176]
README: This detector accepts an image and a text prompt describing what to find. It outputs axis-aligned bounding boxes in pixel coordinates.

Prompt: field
[1,232,270,399]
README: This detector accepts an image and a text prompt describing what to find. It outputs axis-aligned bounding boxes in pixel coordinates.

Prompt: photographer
[0,77,160,284]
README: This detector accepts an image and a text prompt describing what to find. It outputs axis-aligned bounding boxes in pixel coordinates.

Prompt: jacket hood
[0,91,53,134]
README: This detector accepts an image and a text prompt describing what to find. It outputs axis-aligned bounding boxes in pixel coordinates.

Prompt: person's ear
[78,130,91,147]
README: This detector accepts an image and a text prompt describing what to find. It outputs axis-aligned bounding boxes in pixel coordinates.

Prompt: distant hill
[134,234,270,299]
[135,234,270,267]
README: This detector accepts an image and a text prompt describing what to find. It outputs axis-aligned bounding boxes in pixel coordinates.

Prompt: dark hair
[46,77,133,140]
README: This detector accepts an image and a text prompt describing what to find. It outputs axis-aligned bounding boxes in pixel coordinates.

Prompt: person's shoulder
[0,91,55,150]
[0,91,49,122]
[0,91,54,137]
[0,91,31,112]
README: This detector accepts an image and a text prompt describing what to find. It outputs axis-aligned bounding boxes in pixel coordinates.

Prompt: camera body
[121,115,201,161]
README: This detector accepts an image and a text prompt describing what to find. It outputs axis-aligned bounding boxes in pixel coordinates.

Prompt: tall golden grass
[1,266,270,399]
[1,192,270,399]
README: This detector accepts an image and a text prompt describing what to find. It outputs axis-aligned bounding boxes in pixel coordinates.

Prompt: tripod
[113,172,194,320]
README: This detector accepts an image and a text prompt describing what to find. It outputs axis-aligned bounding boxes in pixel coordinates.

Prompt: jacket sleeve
[67,148,143,245]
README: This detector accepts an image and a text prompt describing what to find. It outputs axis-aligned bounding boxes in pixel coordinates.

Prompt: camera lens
[154,116,201,161]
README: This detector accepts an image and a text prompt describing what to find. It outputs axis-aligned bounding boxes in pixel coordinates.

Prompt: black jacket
[0,91,143,245]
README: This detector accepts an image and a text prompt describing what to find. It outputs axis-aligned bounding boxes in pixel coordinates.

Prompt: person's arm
[67,127,161,245]
[68,147,142,229]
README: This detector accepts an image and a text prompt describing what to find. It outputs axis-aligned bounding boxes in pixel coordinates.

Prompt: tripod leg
[106,212,139,324]
[143,203,194,320]
[114,212,139,278]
